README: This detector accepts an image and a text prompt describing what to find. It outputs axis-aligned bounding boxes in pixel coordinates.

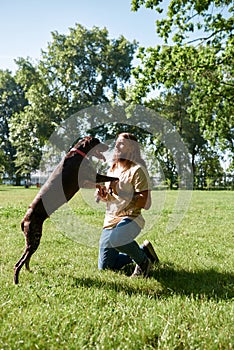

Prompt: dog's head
[73,136,109,161]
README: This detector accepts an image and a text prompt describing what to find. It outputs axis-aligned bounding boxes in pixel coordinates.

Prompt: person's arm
[134,190,151,210]
[131,167,152,210]
[112,187,151,210]
[110,170,152,209]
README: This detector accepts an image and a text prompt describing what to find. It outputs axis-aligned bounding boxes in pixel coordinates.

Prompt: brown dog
[14,136,118,284]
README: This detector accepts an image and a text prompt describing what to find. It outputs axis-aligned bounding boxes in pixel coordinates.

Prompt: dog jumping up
[14,136,118,284]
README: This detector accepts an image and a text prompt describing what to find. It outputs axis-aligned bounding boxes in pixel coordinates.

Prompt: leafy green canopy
[9,25,137,176]
[0,70,28,179]
[131,0,234,151]
[132,0,233,45]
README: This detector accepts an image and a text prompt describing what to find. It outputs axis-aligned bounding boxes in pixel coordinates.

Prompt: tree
[10,24,137,176]
[0,69,27,183]
[195,146,224,189]
[132,0,233,45]
[40,25,137,110]
[146,83,207,180]
[131,0,234,152]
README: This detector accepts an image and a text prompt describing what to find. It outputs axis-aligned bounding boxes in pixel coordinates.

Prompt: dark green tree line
[0,70,28,183]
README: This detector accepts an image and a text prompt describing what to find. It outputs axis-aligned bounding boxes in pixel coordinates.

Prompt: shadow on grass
[71,263,234,300]
[152,263,234,300]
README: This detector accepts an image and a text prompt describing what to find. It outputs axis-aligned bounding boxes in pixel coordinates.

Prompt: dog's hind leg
[14,250,31,284]
[25,255,31,271]
[14,234,42,284]
[14,219,43,284]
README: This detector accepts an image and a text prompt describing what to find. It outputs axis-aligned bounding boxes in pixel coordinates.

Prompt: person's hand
[95,184,108,202]
[108,179,119,195]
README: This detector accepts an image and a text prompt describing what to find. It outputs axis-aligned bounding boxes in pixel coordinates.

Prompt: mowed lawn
[0,186,233,349]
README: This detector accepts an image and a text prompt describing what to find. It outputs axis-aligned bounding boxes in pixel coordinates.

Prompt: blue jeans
[98,218,147,270]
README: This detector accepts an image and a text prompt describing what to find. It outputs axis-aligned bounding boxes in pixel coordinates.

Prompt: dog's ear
[82,137,101,152]
[73,136,94,150]
[73,136,106,154]
[81,136,94,150]
[90,137,102,149]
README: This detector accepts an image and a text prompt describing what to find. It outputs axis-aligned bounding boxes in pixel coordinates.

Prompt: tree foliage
[0,70,27,180]
[131,0,234,151]
[195,146,225,189]
[9,24,137,176]
[39,25,137,109]
[146,83,208,176]
[132,0,233,45]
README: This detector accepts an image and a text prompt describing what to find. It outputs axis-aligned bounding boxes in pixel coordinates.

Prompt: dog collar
[69,148,88,158]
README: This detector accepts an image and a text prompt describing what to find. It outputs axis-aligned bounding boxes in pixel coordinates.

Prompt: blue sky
[0,0,162,72]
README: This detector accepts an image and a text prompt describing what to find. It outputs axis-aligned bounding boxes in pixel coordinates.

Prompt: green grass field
[0,186,233,349]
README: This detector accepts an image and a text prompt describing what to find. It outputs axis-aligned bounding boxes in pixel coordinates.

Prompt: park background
[0,0,233,189]
[0,1,233,349]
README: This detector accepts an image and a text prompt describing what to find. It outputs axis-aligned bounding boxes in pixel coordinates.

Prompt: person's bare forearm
[134,191,151,210]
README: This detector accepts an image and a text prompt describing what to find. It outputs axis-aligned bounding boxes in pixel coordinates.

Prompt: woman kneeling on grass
[96,133,159,277]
